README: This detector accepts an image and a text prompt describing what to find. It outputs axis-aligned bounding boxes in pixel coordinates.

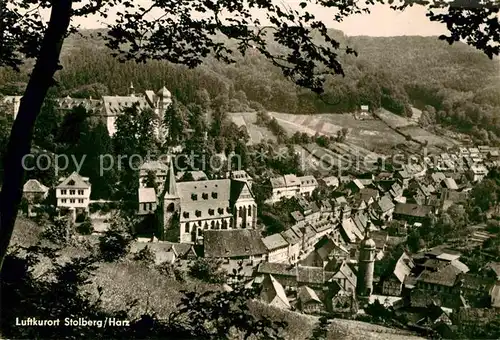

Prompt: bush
[188,258,226,283]
[77,218,93,235]
[99,218,134,262]
[133,246,155,266]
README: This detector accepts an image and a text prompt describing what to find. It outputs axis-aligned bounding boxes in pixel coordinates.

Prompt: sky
[72,1,449,37]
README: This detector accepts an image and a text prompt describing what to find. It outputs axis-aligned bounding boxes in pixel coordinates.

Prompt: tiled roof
[417,265,462,287]
[204,229,266,258]
[262,233,289,251]
[257,262,296,277]
[56,172,91,189]
[394,203,432,218]
[297,265,324,284]
[23,179,49,193]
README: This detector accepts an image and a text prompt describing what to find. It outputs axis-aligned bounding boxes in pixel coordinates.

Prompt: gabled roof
[374,195,395,213]
[138,187,157,203]
[23,179,49,193]
[56,172,91,189]
[260,274,290,308]
[297,266,324,285]
[257,262,296,277]
[262,233,289,251]
[102,95,150,116]
[204,230,266,258]
[442,178,459,190]
[297,286,322,304]
[281,228,301,245]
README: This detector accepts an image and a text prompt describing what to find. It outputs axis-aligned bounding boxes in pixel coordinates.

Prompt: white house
[468,165,488,182]
[269,174,317,203]
[262,233,290,263]
[298,175,318,197]
[55,172,91,213]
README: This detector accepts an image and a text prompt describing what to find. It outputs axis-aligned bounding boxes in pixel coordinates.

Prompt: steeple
[357,218,376,297]
[165,156,178,198]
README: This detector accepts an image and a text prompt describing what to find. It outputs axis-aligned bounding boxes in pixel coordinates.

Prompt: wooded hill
[0,28,499,143]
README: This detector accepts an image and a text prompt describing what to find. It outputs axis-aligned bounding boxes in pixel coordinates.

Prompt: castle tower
[129,82,135,97]
[157,156,180,241]
[356,220,376,297]
[156,85,172,141]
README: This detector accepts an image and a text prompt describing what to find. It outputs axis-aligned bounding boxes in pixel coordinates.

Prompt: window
[202,193,208,200]
[195,210,202,217]
[70,199,75,204]
[78,199,84,204]
[183,212,190,218]
[62,199,67,203]
[143,203,147,210]
[68,180,75,186]
[191,194,198,200]
[248,205,252,216]
[69,190,75,195]
[208,209,214,216]
[212,192,218,199]
[218,208,224,215]
[78,190,84,195]
[61,190,67,195]
[148,203,152,210]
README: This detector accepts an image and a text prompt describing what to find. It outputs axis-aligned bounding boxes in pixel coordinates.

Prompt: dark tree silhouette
[0,0,499,274]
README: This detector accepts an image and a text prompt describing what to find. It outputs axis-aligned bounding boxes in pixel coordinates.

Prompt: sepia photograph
[0,0,499,338]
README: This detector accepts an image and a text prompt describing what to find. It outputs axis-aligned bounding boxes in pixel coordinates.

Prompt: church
[157,159,258,244]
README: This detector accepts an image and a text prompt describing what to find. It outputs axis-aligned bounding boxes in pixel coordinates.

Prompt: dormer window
[212,192,218,199]
[195,210,202,217]
[191,193,198,201]
[68,180,75,186]
[202,193,209,200]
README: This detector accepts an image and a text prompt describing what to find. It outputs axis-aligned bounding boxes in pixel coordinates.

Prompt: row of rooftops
[270,174,318,189]
[23,172,91,194]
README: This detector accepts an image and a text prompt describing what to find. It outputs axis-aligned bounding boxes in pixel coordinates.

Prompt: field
[229,112,277,145]
[398,126,460,147]
[268,112,407,151]
[374,108,417,129]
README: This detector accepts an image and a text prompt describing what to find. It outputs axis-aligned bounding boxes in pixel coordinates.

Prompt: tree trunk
[0,1,73,272]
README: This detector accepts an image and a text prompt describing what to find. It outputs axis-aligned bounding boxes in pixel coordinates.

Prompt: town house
[55,172,91,214]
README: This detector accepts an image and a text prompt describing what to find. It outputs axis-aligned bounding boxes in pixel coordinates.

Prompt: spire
[165,156,178,197]
[364,220,372,239]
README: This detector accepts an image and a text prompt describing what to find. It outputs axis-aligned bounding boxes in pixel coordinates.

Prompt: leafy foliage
[188,258,227,284]
[98,216,134,262]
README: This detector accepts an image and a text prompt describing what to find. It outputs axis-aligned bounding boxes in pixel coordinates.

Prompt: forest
[0,29,499,143]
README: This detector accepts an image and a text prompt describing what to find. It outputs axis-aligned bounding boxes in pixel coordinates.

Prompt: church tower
[157,156,180,240]
[356,220,376,297]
